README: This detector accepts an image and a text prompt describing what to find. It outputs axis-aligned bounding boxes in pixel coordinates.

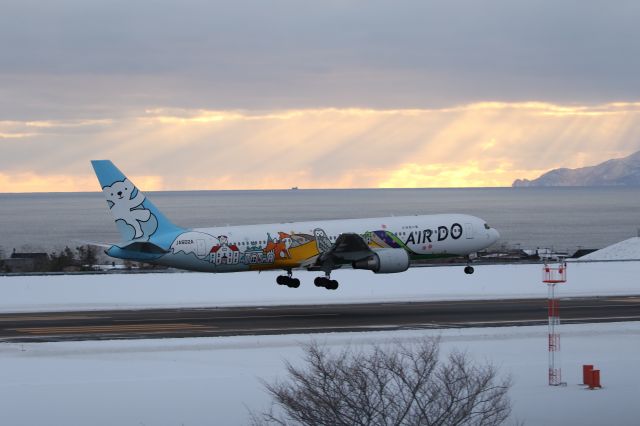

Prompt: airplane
[91,160,500,290]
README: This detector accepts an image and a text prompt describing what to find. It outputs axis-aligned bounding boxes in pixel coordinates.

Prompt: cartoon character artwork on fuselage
[91,160,500,290]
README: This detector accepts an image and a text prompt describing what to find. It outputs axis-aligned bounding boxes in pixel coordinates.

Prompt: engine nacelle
[352,248,410,274]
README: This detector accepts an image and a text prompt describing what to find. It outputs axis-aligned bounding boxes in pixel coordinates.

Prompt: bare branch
[252,338,512,426]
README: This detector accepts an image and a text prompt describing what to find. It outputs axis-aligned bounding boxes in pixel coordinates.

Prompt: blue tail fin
[91,160,183,248]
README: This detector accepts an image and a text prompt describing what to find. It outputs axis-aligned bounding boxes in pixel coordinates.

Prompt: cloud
[0,102,639,192]
[0,172,96,193]
[2,3,638,193]
[0,171,163,193]
[0,132,36,139]
[378,162,532,189]
[1,1,639,120]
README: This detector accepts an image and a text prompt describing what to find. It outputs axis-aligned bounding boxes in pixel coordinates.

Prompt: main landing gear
[314,273,339,290]
[276,270,300,288]
[276,270,339,290]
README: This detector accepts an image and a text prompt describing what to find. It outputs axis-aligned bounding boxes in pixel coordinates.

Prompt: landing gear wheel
[464,266,475,275]
[288,278,301,288]
[313,276,338,290]
[277,270,300,288]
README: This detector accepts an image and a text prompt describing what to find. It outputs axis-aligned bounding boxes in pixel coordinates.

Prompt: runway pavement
[1,296,639,342]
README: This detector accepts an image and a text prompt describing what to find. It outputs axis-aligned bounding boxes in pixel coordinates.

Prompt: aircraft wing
[310,233,374,270]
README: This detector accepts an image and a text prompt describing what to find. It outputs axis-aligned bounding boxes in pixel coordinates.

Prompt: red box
[582,365,594,385]
[590,370,602,389]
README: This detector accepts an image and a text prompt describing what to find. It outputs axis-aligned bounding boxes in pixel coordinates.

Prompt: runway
[1,296,639,343]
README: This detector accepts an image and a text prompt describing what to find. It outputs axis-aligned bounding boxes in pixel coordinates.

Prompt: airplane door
[196,239,206,256]
[465,223,474,239]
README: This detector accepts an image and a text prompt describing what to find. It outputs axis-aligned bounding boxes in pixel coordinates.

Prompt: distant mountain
[512,150,640,187]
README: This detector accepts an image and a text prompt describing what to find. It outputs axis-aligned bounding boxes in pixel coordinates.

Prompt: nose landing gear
[463,254,476,275]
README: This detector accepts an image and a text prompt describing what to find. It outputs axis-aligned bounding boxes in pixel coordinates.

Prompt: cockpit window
[484,223,491,230]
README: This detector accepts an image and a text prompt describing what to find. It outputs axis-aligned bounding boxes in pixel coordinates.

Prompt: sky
[1,0,639,192]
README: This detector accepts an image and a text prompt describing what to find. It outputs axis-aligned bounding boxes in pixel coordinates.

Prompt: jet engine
[352,248,410,274]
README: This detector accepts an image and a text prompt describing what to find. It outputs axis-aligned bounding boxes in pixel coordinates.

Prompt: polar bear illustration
[103,179,151,239]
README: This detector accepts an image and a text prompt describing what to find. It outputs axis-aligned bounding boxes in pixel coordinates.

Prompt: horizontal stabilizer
[119,241,170,254]
[72,240,112,249]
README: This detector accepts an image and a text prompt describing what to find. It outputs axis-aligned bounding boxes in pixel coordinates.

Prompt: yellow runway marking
[0,315,107,322]
[608,297,640,303]
[11,323,213,335]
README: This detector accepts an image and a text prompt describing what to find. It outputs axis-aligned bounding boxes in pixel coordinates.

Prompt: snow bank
[576,237,640,261]
[0,322,638,425]
[1,262,639,313]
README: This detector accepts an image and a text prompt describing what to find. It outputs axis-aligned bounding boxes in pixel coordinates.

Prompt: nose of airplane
[491,228,500,243]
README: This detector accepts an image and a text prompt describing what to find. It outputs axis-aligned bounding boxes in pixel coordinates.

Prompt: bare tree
[76,245,98,270]
[252,339,512,426]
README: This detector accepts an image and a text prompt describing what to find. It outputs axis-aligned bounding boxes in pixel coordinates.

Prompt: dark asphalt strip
[0,296,638,343]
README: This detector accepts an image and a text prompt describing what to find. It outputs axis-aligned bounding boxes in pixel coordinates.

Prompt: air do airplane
[92,160,500,290]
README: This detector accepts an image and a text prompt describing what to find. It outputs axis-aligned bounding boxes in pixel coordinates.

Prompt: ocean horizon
[1,187,639,254]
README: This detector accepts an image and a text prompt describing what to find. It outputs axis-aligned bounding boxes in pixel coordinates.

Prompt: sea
[0,187,639,255]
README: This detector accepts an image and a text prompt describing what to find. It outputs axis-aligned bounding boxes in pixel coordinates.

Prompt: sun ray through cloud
[1,102,639,192]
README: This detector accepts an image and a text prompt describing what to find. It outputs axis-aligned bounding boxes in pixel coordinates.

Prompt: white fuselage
[158,213,499,273]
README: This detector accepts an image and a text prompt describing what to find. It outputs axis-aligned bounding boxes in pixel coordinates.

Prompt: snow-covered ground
[575,237,640,261]
[0,322,638,426]
[1,262,639,425]
[1,262,639,313]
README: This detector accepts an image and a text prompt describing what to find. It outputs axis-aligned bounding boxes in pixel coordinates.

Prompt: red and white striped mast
[543,261,567,386]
